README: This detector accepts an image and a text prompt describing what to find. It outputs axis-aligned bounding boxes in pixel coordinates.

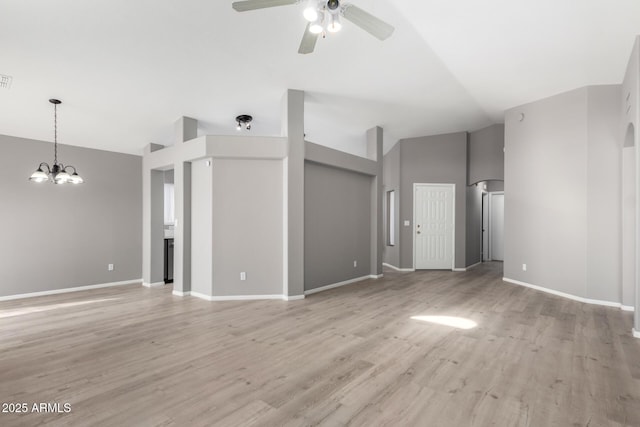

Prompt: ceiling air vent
[0,74,13,90]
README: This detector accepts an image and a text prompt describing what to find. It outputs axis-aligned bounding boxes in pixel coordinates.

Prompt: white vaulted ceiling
[1,0,639,156]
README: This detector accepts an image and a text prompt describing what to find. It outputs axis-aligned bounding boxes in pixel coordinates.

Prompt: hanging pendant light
[29,99,83,185]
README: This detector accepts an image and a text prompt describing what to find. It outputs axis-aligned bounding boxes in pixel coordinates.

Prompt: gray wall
[283,90,306,298]
[304,162,372,291]
[486,180,504,192]
[505,88,588,297]
[190,158,213,296]
[469,124,505,185]
[383,143,401,268]
[212,159,284,296]
[586,86,622,302]
[399,132,468,269]
[621,37,640,331]
[504,85,623,303]
[622,145,636,307]
[0,134,142,297]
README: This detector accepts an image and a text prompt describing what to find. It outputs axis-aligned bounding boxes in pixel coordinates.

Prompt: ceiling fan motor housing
[327,0,340,11]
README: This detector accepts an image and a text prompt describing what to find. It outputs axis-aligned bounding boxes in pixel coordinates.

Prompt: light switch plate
[404,220,410,227]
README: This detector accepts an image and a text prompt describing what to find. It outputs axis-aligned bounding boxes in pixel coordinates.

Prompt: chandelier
[29,99,83,185]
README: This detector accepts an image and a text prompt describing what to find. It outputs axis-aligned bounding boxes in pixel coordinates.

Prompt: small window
[387,190,395,246]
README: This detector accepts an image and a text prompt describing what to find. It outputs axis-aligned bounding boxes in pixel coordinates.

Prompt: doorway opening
[481,186,504,262]
[163,169,175,284]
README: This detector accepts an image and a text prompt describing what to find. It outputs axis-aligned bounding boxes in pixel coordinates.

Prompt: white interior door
[489,193,504,261]
[414,184,454,269]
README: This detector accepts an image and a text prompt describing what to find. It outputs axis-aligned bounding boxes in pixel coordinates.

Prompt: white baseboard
[633,329,640,339]
[172,290,190,297]
[453,262,482,272]
[382,263,415,272]
[503,277,632,311]
[182,291,304,301]
[0,279,142,302]
[370,274,384,279]
[304,275,379,296]
[142,281,165,288]
[190,292,288,302]
[621,305,635,312]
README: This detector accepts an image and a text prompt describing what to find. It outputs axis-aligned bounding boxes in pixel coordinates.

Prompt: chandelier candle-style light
[29,99,83,185]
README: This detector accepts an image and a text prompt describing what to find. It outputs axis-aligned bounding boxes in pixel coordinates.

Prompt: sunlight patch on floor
[0,298,119,318]
[410,315,477,330]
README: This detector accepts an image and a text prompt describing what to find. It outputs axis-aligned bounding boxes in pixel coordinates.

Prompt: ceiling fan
[231,0,395,54]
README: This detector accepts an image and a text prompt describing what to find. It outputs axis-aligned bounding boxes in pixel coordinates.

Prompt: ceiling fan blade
[341,4,395,41]
[232,0,298,12]
[298,23,319,54]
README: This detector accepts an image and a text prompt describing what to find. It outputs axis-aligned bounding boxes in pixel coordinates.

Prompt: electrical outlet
[404,220,410,227]
[240,272,246,281]
[353,260,357,268]
[108,264,114,271]
[522,264,527,272]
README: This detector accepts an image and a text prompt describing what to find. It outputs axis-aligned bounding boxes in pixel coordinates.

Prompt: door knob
[417,231,421,234]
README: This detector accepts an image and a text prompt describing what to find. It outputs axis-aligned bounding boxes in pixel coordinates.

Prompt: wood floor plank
[1,262,638,426]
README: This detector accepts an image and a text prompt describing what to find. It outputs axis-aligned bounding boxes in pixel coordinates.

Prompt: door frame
[412,183,456,270]
[482,191,489,261]
[488,191,504,261]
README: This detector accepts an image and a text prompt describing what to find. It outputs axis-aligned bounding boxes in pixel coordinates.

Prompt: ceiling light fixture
[29,99,83,185]
[304,0,342,35]
[236,115,253,131]
[303,0,318,22]
[327,12,342,33]
[309,12,324,34]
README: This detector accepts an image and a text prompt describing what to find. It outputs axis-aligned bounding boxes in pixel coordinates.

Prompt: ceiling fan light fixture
[303,0,318,22]
[328,13,342,33]
[309,12,324,34]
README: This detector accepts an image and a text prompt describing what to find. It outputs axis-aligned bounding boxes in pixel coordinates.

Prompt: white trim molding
[453,262,482,272]
[190,292,297,302]
[504,277,632,311]
[621,305,635,312]
[467,262,482,270]
[142,281,165,288]
[304,274,380,296]
[0,279,142,302]
[633,329,640,339]
[283,295,305,301]
[382,263,415,272]
[172,290,191,297]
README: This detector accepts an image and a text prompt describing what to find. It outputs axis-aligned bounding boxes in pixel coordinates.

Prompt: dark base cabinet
[164,238,174,284]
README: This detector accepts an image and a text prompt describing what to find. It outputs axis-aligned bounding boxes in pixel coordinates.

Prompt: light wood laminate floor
[1,263,639,426]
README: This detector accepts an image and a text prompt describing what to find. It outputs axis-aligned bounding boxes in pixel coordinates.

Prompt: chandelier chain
[54,102,58,165]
